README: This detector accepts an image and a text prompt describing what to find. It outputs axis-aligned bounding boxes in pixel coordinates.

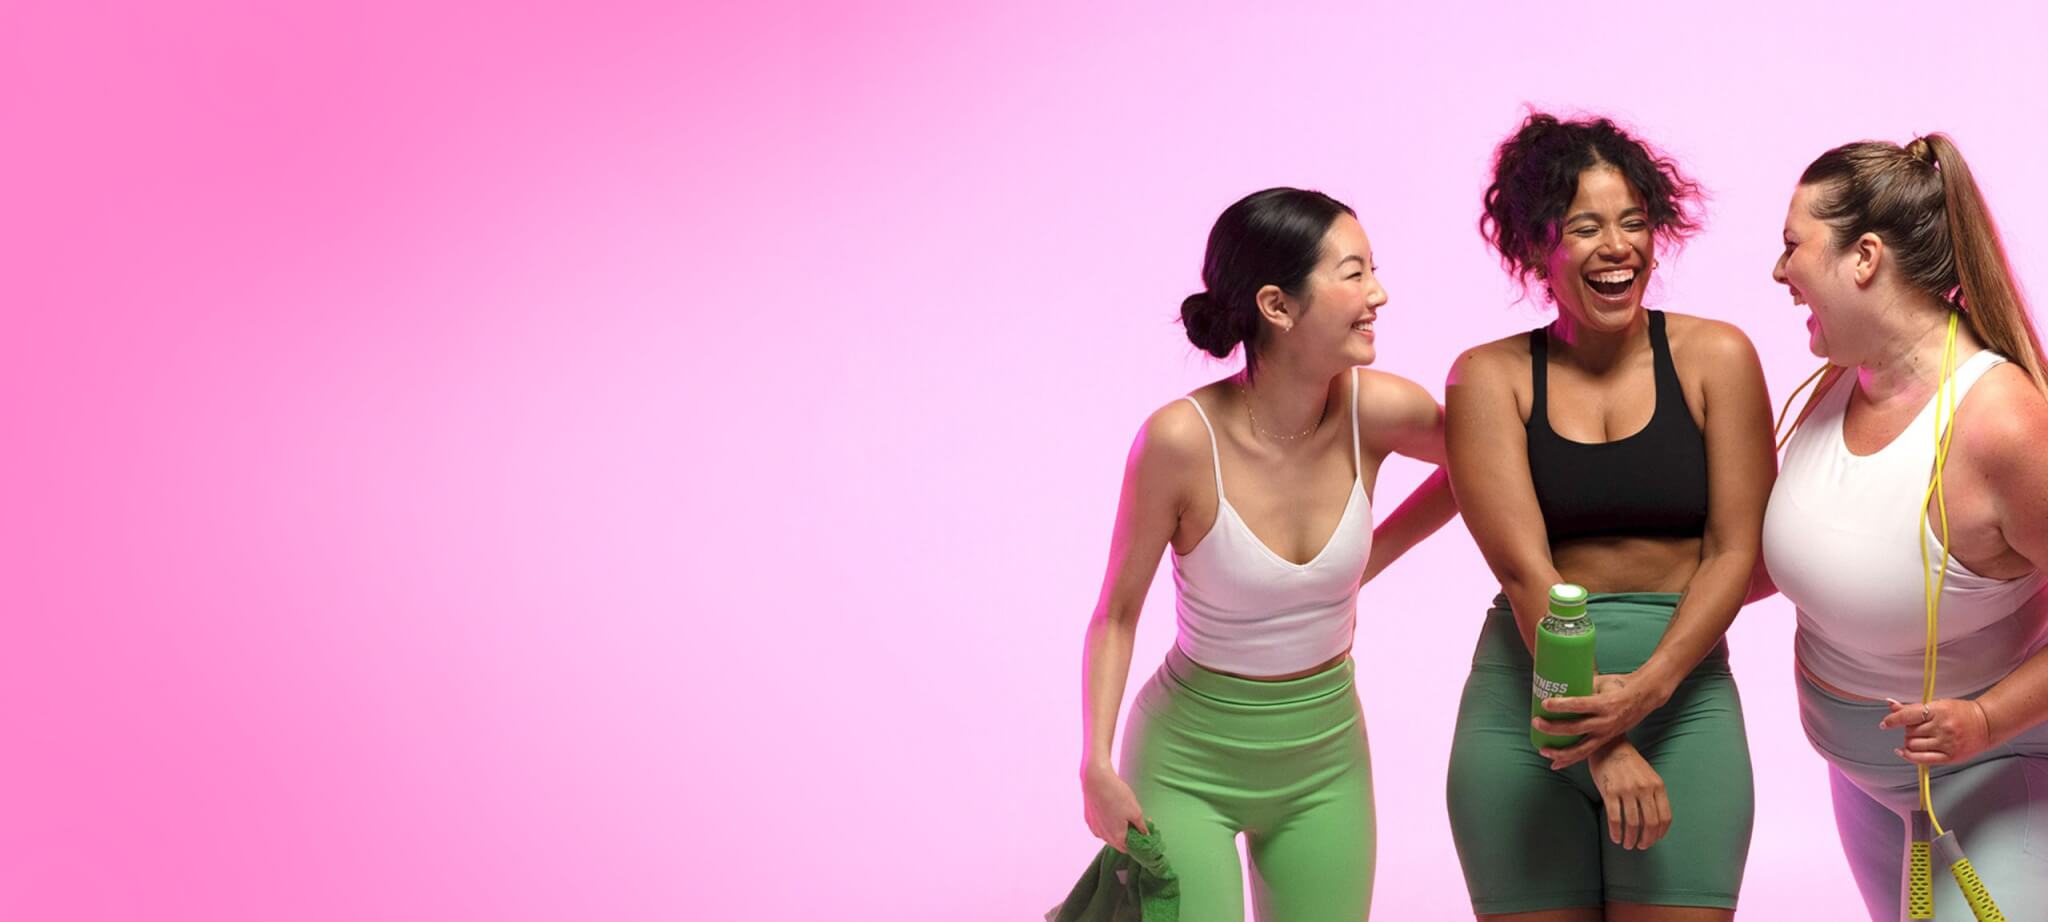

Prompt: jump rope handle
[1905,811,2009,921]
[1906,810,1934,920]
[1932,830,2006,922]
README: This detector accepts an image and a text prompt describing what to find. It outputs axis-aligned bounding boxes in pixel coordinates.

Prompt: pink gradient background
[4,1,2045,919]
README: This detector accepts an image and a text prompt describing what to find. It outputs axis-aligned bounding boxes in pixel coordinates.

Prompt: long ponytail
[1802,133,2048,394]
[1921,134,2048,393]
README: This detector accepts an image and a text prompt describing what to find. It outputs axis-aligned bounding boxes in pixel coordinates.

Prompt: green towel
[1047,824,1179,922]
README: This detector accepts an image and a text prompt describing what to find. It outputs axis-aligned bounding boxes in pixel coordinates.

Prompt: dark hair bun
[1180,291,1241,358]
[1179,188,1355,376]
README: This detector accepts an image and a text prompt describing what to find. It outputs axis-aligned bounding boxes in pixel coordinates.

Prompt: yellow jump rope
[1775,313,2004,921]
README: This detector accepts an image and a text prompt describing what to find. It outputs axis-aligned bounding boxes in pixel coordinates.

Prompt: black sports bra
[1525,310,1709,543]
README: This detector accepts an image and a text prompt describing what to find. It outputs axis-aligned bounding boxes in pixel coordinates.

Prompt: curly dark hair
[1480,112,1703,292]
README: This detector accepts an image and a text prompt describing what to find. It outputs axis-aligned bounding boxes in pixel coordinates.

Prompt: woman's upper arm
[1692,321,1776,558]
[1444,346,1553,588]
[1093,404,1200,623]
[1360,370,1445,464]
[1970,375,2048,571]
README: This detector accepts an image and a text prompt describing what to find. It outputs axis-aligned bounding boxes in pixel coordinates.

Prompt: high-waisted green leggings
[1446,593,1754,914]
[1120,645,1375,921]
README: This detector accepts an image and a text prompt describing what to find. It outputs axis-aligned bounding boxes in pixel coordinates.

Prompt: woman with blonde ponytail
[1757,134,2048,920]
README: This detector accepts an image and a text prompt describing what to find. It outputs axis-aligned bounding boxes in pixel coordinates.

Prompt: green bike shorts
[1445,592,1754,914]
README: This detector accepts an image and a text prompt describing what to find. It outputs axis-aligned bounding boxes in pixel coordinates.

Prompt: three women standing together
[1076,112,2048,921]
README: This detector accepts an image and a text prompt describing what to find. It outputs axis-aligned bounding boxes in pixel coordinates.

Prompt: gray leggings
[1798,671,2048,921]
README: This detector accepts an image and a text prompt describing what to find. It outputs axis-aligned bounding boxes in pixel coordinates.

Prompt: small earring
[1652,259,1661,269]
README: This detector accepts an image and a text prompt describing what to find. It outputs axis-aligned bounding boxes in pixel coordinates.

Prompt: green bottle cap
[1548,583,1589,616]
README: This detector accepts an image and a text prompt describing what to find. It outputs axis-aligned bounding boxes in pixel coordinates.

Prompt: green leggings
[1446,593,1754,914]
[1120,645,1375,922]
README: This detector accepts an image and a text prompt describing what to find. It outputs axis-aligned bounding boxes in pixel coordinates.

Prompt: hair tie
[1908,137,1938,169]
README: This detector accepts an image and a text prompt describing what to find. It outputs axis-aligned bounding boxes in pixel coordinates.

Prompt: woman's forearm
[1975,642,2048,747]
[1081,610,1140,770]
[1363,468,1457,584]
[1744,556,1778,604]
[1636,547,1752,699]
[1499,570,1566,653]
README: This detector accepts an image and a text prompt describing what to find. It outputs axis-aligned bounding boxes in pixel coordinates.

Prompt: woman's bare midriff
[1551,534,1704,594]
[1203,648,1354,682]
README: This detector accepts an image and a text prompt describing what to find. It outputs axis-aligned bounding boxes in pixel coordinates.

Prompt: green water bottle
[1531,583,1596,751]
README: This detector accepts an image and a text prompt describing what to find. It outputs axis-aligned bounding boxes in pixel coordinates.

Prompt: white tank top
[1763,350,2048,699]
[1171,369,1371,676]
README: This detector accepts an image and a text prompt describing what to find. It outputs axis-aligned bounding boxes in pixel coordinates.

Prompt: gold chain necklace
[1238,383,1326,441]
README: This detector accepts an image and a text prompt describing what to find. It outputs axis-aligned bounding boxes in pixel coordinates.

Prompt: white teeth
[1589,269,1636,284]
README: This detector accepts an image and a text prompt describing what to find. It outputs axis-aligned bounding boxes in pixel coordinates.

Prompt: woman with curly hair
[1441,114,1772,921]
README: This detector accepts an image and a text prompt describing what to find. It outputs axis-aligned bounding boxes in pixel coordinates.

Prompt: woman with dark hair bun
[1759,133,2048,920]
[1442,114,1772,920]
[1077,187,1456,919]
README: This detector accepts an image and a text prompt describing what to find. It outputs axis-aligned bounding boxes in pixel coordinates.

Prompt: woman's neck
[1236,359,1335,442]
[1853,294,1970,407]
[1546,309,1649,373]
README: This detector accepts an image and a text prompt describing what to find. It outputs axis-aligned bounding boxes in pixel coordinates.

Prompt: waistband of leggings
[1163,643,1355,706]
[1474,591,1730,672]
